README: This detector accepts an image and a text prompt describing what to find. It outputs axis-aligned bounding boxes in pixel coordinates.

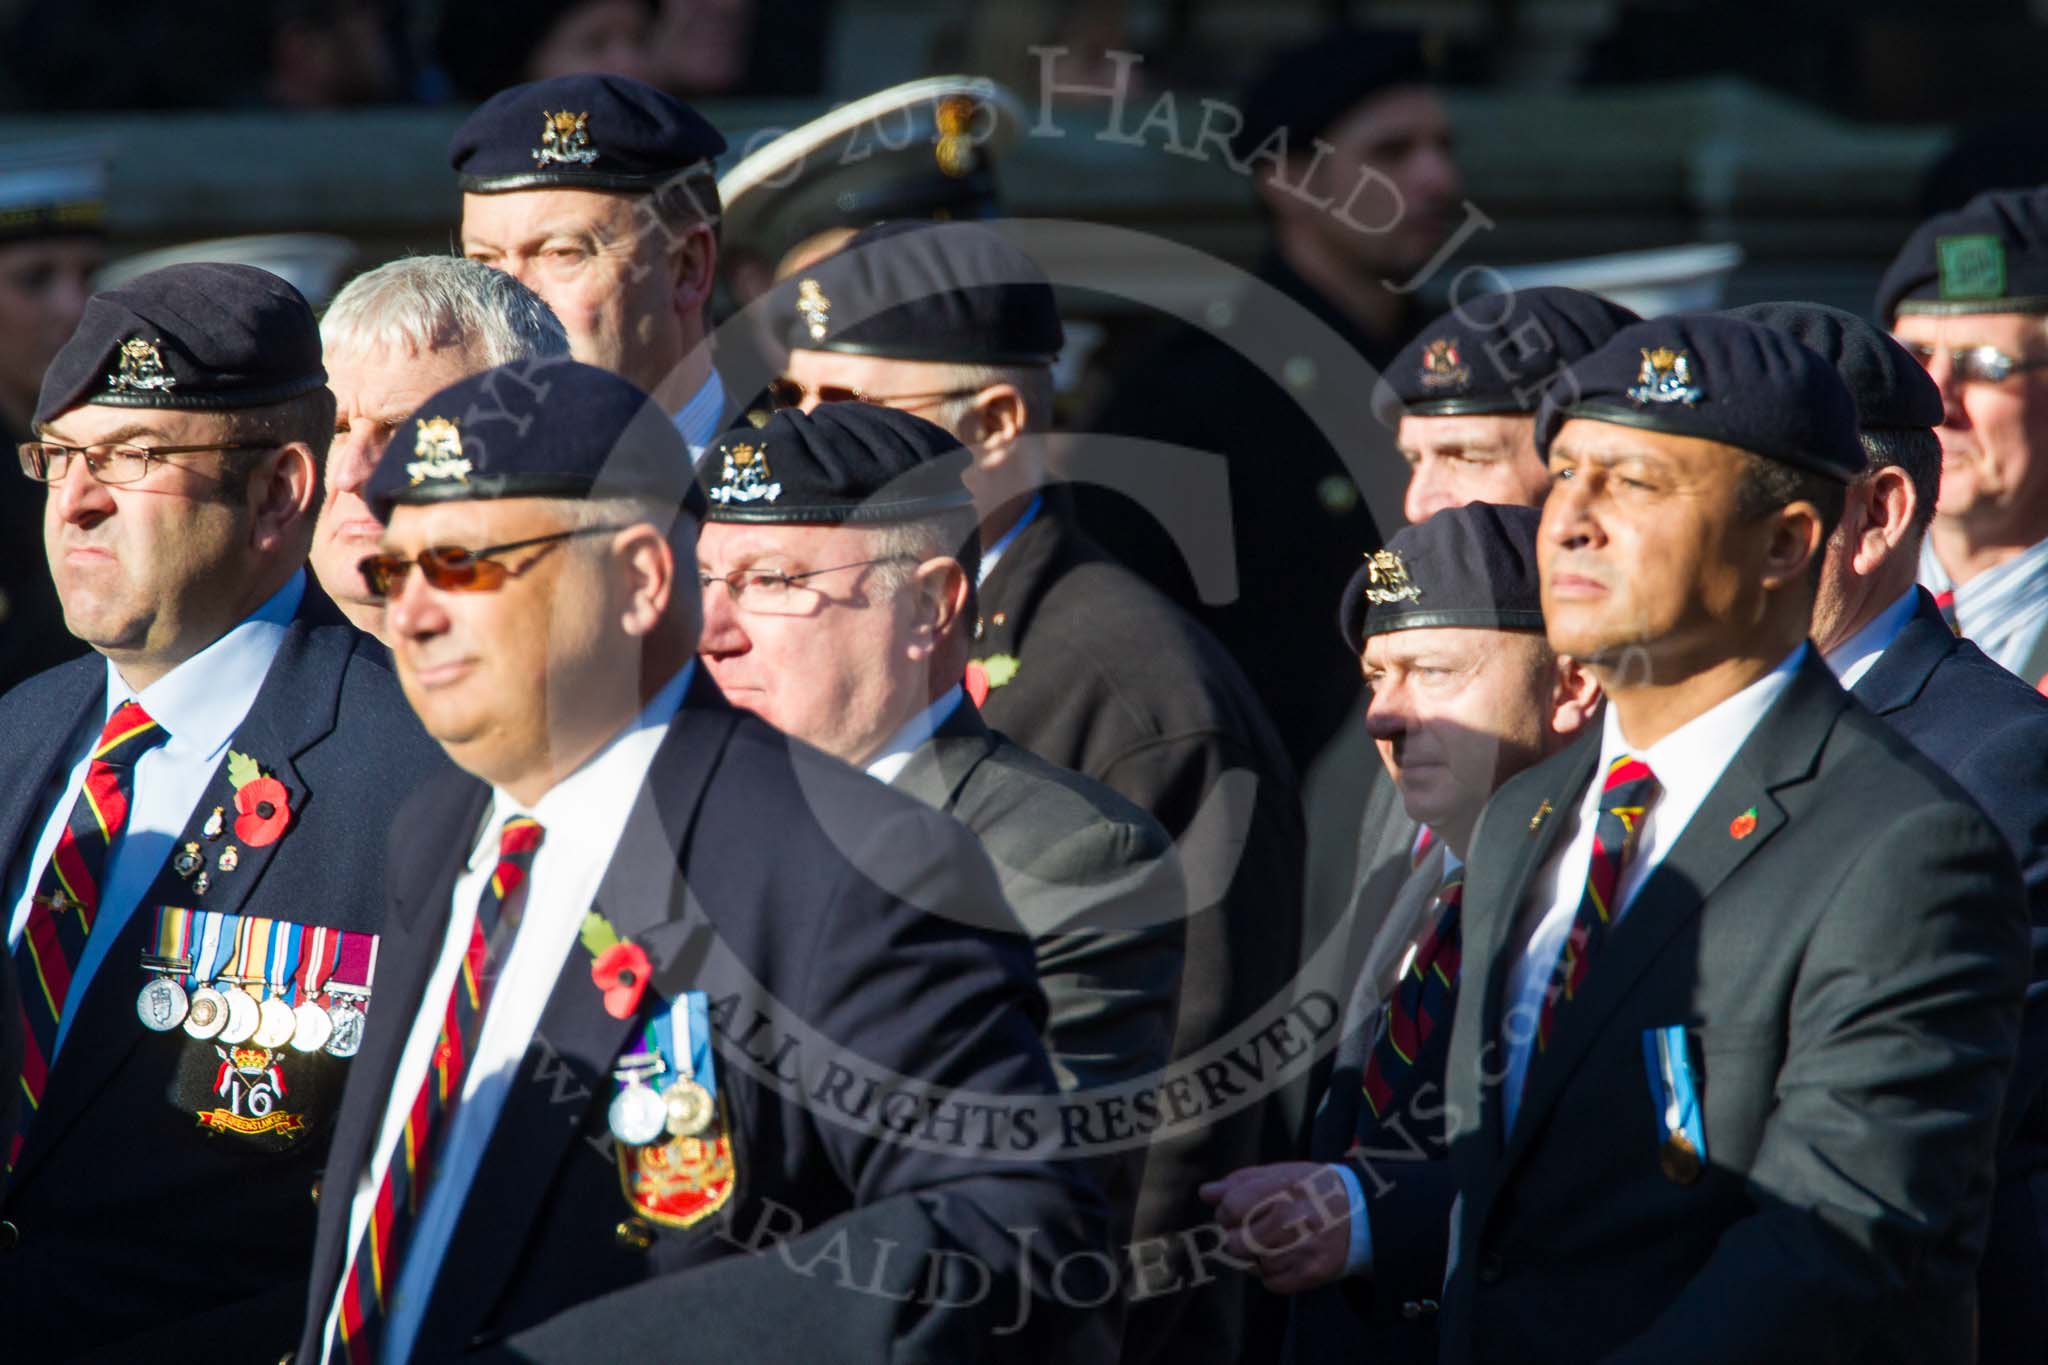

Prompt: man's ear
[1849,466,1915,575]
[614,524,677,638]
[906,556,971,659]
[959,384,1025,466]
[249,443,318,553]
[1758,499,1827,592]
[668,222,718,326]
[1547,652,1603,744]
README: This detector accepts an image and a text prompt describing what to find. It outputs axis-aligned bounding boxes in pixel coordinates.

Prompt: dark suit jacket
[972,492,1307,1365]
[1852,588,2048,1362]
[1441,654,2028,1365]
[0,586,448,1363]
[295,676,1113,1365]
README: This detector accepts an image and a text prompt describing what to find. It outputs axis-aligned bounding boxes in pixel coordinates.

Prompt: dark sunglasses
[357,525,623,599]
[765,377,986,411]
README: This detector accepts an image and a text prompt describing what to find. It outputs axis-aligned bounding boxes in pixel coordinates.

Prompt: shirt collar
[864,685,965,785]
[471,660,696,870]
[1600,643,1807,806]
[976,493,1043,588]
[1823,587,1918,690]
[672,369,728,457]
[106,569,305,761]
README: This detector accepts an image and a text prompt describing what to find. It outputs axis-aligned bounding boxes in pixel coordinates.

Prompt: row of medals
[608,1050,713,1147]
[135,954,368,1057]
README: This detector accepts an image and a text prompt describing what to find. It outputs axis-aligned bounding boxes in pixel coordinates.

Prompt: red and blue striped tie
[10,700,168,1168]
[1357,870,1463,1137]
[1537,754,1658,1051]
[333,815,544,1365]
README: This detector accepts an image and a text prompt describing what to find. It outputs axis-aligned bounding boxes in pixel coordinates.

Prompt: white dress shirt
[1823,587,1917,691]
[862,686,964,785]
[324,662,694,1364]
[1499,645,1805,1134]
[5,570,304,1056]
[672,368,728,460]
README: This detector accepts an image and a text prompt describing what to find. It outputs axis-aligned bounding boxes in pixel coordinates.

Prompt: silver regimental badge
[796,278,830,341]
[533,109,600,168]
[288,999,334,1053]
[407,417,471,486]
[137,976,190,1032]
[218,986,261,1044]
[1627,347,1703,406]
[253,996,297,1051]
[184,985,230,1040]
[106,337,176,394]
[324,996,367,1057]
[709,441,781,506]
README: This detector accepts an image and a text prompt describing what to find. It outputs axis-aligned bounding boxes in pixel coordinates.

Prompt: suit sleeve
[1600,803,2029,1365]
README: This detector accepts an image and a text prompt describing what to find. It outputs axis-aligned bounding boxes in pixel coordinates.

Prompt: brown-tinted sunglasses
[357,525,622,599]
[765,377,985,411]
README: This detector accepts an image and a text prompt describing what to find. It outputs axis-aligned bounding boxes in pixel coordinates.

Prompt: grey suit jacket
[1441,653,2028,1365]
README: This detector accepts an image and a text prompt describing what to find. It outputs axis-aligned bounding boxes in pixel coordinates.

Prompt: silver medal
[253,995,297,1050]
[324,998,366,1057]
[609,1078,669,1147]
[183,985,229,1040]
[289,1000,334,1053]
[135,976,189,1032]
[218,986,261,1044]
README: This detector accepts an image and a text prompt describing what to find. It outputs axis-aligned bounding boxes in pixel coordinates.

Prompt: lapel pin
[1529,799,1553,832]
[202,806,225,841]
[217,845,240,873]
[191,871,211,896]
[173,842,203,879]
[1729,807,1759,840]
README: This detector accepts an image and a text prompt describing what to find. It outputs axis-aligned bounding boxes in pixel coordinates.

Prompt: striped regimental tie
[1537,755,1659,1052]
[1356,867,1463,1142]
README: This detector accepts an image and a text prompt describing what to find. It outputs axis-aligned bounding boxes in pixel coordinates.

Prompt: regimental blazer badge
[533,109,600,168]
[1363,549,1422,605]
[106,336,176,394]
[619,1119,738,1229]
[709,442,781,505]
[407,416,472,486]
[1627,347,1703,406]
[197,1044,305,1139]
[1418,336,1470,390]
[796,278,830,342]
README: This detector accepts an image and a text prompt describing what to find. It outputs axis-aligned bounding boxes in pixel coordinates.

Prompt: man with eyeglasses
[1880,185,2048,687]
[297,358,1114,1364]
[0,263,447,1359]
[777,218,1306,1365]
[451,73,742,455]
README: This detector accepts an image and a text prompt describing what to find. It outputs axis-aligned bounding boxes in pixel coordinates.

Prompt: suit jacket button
[0,1220,18,1251]
[309,1178,322,1205]
[614,1217,655,1251]
[1401,1301,1422,1319]
[1478,1252,1504,1284]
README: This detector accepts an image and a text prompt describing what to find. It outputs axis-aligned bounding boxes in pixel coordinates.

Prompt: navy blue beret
[1339,502,1543,653]
[35,262,324,428]
[1236,29,1435,165]
[700,403,974,525]
[1534,314,1863,482]
[1725,301,1942,435]
[1383,286,1640,417]
[1876,186,2048,322]
[368,357,706,520]
[449,74,727,195]
[783,219,1063,364]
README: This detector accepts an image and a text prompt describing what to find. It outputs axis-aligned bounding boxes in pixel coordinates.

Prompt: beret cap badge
[407,417,472,486]
[1363,549,1422,605]
[1937,233,2006,302]
[709,442,782,506]
[533,109,599,169]
[106,336,175,395]
[1627,347,1702,406]
[796,279,831,342]
[1418,336,1470,391]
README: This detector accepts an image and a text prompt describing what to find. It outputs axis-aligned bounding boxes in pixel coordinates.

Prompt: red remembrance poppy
[592,941,652,1020]
[234,776,291,846]
[964,662,989,708]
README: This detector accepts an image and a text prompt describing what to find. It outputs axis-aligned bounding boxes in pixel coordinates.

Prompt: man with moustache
[1439,313,2028,1363]
[0,264,446,1360]
[1203,503,1599,1365]
[451,73,739,453]
[314,256,570,639]
[1734,298,2048,1362]
[1879,185,2048,686]
[298,359,1110,1364]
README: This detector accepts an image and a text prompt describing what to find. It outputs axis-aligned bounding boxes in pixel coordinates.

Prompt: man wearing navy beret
[1438,314,2028,1363]
[0,263,448,1358]
[451,73,739,456]
[1737,298,2048,1363]
[1879,186,2048,687]
[296,358,1112,1363]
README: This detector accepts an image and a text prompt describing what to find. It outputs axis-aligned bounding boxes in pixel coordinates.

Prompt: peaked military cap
[449,74,727,195]
[780,219,1063,365]
[0,140,107,245]
[1339,502,1544,652]
[1384,286,1641,417]
[1876,186,2048,321]
[35,263,325,427]
[1534,314,1864,482]
[700,403,974,525]
[367,357,706,520]
[1726,301,1943,435]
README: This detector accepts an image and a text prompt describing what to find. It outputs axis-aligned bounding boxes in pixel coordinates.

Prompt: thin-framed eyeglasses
[765,377,986,411]
[357,524,625,599]
[19,440,275,486]
[698,557,913,612]
[1903,342,2048,385]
